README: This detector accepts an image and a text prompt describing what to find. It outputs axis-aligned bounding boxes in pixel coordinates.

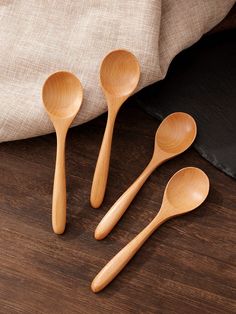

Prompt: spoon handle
[95,158,159,240]
[52,131,67,234]
[91,215,164,293]
[90,110,117,208]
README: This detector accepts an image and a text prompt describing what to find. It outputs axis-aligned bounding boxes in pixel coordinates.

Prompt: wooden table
[0,104,235,313]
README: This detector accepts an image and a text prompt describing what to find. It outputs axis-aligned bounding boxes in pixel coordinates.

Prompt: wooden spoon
[42,71,83,234]
[91,167,210,293]
[90,49,140,208]
[95,112,197,240]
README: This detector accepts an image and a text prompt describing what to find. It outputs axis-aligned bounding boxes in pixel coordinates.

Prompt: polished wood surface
[95,112,197,240]
[90,50,140,208]
[0,103,235,313]
[42,71,83,234]
[92,167,210,292]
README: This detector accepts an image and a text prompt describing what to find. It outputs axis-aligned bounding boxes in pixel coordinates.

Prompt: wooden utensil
[91,167,210,293]
[42,71,83,234]
[95,112,197,240]
[90,49,140,208]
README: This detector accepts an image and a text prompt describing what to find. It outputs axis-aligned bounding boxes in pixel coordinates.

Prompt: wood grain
[94,112,197,240]
[92,167,210,293]
[0,102,235,313]
[42,71,83,234]
[90,49,140,208]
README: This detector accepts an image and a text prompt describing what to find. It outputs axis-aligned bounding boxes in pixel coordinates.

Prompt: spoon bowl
[42,71,83,234]
[90,50,140,208]
[43,71,83,119]
[100,49,140,97]
[164,167,210,215]
[155,112,197,154]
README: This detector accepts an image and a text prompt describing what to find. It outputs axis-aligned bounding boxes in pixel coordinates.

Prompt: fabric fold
[0,0,234,142]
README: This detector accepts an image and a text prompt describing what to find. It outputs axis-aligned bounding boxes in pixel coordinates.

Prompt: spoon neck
[151,146,171,167]
[56,130,66,146]
[134,158,158,188]
[149,154,163,170]
[107,108,118,124]
[135,213,166,245]
[102,110,117,148]
[106,93,128,113]
[51,115,72,135]
[152,200,178,228]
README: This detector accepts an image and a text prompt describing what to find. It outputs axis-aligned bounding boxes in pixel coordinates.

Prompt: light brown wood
[91,167,210,293]
[90,49,140,208]
[42,71,83,234]
[95,112,197,239]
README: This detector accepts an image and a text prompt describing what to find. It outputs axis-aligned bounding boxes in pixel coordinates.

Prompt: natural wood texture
[90,50,140,208]
[0,103,235,313]
[92,167,210,292]
[42,71,83,234]
[95,112,197,240]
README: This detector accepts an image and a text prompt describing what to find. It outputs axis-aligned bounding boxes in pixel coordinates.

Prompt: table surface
[0,103,235,314]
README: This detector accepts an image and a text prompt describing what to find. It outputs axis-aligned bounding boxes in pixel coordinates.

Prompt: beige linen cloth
[0,0,234,142]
